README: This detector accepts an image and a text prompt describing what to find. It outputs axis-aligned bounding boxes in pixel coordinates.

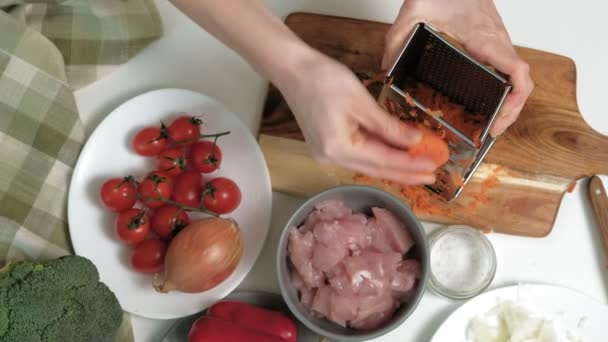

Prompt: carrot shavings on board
[399,185,455,216]
[567,181,577,193]
[353,174,454,216]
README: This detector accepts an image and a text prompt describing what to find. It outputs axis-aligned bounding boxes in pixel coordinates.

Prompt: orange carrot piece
[407,125,450,166]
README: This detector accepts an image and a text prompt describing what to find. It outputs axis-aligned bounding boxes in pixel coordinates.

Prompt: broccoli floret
[0,255,122,342]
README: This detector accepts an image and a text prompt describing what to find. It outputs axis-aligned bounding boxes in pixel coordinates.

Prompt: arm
[170,0,310,87]
[170,0,437,184]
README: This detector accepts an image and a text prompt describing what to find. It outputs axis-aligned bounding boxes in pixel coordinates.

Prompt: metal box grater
[379,23,512,201]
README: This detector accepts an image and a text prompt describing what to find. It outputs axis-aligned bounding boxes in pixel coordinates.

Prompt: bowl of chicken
[276,185,429,341]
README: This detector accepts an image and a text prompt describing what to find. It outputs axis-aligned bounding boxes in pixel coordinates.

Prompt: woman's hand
[276,50,438,185]
[171,0,439,184]
[383,0,534,136]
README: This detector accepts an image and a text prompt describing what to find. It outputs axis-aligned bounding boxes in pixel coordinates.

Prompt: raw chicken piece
[301,286,317,308]
[399,259,422,278]
[288,201,421,331]
[312,220,341,246]
[288,227,322,287]
[313,216,369,253]
[328,290,359,327]
[340,213,371,251]
[315,200,353,221]
[383,251,403,274]
[391,260,422,299]
[291,271,317,308]
[312,242,347,272]
[372,207,415,254]
[291,269,304,289]
[368,218,394,253]
[328,265,354,295]
[349,293,397,330]
[300,200,351,232]
[342,253,381,296]
[390,269,417,294]
[299,210,321,233]
[311,285,333,318]
[342,251,401,296]
[311,284,360,327]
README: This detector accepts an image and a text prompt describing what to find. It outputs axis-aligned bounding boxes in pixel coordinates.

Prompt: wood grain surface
[258,13,608,237]
[588,176,608,261]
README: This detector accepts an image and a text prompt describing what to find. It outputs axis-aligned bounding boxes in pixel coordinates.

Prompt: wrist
[264,39,324,90]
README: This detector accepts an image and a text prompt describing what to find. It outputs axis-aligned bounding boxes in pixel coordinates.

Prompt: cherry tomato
[138,171,173,208]
[151,205,190,239]
[132,125,169,156]
[168,115,203,144]
[100,177,137,212]
[158,147,188,176]
[131,238,167,274]
[172,171,203,208]
[115,208,150,245]
[202,177,241,214]
[188,141,222,173]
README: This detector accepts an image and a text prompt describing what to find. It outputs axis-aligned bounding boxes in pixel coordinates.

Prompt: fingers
[491,90,528,136]
[468,39,534,136]
[382,3,426,70]
[324,132,437,185]
[355,103,422,149]
[346,159,437,185]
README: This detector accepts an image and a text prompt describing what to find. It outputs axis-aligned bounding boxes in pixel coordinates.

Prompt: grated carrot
[361,79,504,218]
[404,93,415,107]
[405,83,485,143]
[567,181,576,193]
[399,185,456,216]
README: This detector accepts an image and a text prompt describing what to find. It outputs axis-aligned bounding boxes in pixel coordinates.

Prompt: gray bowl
[276,185,429,341]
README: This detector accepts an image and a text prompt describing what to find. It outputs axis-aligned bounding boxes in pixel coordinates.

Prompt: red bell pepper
[208,301,297,342]
[188,316,284,342]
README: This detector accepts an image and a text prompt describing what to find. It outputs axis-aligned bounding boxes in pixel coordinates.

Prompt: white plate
[68,89,272,319]
[431,284,608,342]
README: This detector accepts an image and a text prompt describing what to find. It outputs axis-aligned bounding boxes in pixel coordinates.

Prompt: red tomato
[131,239,167,274]
[115,208,150,245]
[158,147,188,176]
[132,125,169,156]
[100,177,137,212]
[202,178,241,214]
[168,115,203,144]
[188,141,222,173]
[138,171,173,208]
[151,205,190,239]
[172,171,203,208]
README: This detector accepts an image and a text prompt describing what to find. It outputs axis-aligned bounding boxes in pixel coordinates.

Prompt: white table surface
[74,1,608,341]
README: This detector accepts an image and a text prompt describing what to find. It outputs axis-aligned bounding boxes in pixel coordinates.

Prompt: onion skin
[156,217,243,293]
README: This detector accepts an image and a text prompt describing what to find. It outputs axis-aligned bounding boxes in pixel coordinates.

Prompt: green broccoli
[0,255,122,342]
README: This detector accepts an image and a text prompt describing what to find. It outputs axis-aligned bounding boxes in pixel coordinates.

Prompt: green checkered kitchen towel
[0,0,162,341]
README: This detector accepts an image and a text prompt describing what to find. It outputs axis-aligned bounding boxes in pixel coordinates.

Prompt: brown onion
[155,217,243,293]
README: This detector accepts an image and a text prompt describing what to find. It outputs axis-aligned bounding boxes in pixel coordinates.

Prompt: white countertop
[74,1,608,341]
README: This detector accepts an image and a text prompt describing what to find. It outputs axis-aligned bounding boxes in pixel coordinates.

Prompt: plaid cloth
[0,0,162,341]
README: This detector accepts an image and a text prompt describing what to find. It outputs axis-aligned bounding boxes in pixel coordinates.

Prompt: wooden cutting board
[258,13,608,237]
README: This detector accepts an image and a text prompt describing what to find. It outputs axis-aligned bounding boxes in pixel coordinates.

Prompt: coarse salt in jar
[429,225,496,299]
